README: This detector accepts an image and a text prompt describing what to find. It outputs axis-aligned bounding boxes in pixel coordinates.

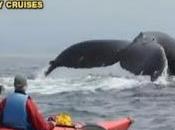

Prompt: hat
[14,75,27,89]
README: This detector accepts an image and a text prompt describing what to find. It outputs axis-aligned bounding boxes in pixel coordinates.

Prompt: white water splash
[0,61,162,95]
[154,46,169,86]
[36,66,49,79]
[0,74,149,95]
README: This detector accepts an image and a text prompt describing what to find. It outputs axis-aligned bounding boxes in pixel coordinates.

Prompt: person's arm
[0,99,6,124]
[26,97,55,130]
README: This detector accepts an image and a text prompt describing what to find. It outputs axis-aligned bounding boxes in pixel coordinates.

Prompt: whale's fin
[139,32,143,37]
[133,32,143,43]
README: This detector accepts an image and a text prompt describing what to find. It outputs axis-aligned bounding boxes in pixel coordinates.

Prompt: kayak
[0,117,133,130]
[97,117,133,130]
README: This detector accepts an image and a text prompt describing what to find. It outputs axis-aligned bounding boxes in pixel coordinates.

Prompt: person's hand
[127,116,134,124]
[51,121,56,127]
[48,116,55,121]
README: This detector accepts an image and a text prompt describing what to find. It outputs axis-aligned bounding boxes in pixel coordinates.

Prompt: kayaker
[0,75,56,130]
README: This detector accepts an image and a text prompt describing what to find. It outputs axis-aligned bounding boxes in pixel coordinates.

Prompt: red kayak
[0,117,133,130]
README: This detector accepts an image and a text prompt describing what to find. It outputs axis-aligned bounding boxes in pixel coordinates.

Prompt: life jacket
[2,92,33,130]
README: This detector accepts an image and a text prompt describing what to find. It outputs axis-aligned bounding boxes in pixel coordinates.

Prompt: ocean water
[0,56,175,130]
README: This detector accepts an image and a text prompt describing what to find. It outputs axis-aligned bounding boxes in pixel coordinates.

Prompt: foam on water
[0,66,150,94]
[29,63,152,94]
[154,47,169,86]
[0,59,173,95]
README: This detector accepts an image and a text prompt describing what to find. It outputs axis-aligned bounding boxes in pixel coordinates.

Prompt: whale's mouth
[44,70,49,76]
[44,60,57,76]
[44,66,55,76]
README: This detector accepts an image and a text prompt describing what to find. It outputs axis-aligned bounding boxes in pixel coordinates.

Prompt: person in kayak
[0,75,56,130]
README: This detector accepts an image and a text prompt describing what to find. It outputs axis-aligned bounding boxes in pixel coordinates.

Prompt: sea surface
[0,56,175,130]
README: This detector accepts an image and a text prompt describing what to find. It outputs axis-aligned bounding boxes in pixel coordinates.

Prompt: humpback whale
[119,32,166,81]
[135,31,175,75]
[45,31,175,81]
[45,40,130,76]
